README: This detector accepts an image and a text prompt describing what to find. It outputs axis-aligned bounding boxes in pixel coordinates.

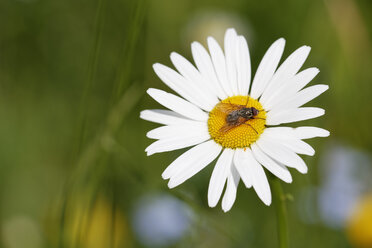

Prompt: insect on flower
[141,28,330,212]
[217,98,264,134]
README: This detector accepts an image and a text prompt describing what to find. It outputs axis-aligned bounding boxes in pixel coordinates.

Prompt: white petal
[289,67,320,94]
[145,135,210,156]
[251,143,292,183]
[233,150,251,188]
[234,149,272,205]
[140,109,193,125]
[256,135,308,173]
[146,121,208,140]
[208,149,234,207]
[222,165,240,212]
[262,68,320,109]
[294,127,330,139]
[153,63,209,110]
[191,41,227,99]
[250,38,286,99]
[291,68,320,91]
[167,140,222,188]
[236,35,251,96]
[147,88,208,121]
[270,84,329,111]
[224,28,239,95]
[161,140,217,180]
[260,46,311,108]
[170,52,219,110]
[266,107,325,125]
[263,127,315,156]
[208,36,233,96]
[280,138,315,156]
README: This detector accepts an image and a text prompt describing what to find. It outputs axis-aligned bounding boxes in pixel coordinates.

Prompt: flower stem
[272,177,289,248]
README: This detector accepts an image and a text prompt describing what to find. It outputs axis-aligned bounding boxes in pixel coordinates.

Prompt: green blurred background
[1,0,372,247]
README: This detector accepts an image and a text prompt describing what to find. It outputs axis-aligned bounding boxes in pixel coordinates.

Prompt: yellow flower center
[208,96,266,149]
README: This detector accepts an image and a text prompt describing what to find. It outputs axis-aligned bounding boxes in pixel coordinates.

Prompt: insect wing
[235,116,248,126]
[219,123,236,133]
[216,103,244,114]
[219,116,247,133]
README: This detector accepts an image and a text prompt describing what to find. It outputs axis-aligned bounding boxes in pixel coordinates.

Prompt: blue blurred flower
[131,193,193,247]
[318,142,372,228]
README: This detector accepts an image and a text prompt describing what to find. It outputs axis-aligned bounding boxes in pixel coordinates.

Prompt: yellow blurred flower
[347,194,372,248]
[46,194,132,248]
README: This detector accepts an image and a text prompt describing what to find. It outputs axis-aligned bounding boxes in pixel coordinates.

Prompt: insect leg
[243,123,258,134]
[245,96,251,107]
[253,117,266,120]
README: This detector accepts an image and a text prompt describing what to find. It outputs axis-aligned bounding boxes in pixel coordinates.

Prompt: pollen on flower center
[208,96,266,149]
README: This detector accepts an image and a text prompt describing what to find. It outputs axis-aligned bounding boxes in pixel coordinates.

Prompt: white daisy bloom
[141,28,330,212]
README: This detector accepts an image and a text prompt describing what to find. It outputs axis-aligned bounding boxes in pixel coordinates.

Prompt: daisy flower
[141,28,329,212]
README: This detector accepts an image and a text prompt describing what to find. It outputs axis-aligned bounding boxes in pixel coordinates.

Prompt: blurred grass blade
[58,84,143,248]
[75,0,108,157]
[60,0,108,246]
[113,0,147,101]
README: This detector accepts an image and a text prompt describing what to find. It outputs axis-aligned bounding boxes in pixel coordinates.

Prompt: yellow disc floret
[208,96,266,149]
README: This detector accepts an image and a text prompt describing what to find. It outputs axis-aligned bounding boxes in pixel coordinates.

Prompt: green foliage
[0,0,371,247]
